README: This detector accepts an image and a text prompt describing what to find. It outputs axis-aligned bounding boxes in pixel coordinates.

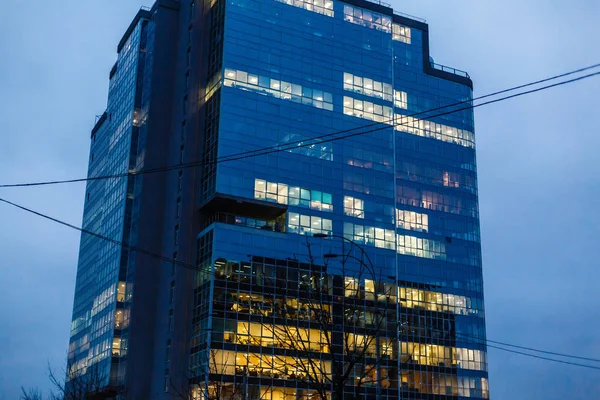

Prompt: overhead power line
[1,194,600,371]
[2,65,600,372]
[0,197,199,272]
[1,63,600,189]
[487,344,600,371]
[454,332,600,364]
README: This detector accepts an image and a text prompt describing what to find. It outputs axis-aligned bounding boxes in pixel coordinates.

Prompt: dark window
[166,339,171,363]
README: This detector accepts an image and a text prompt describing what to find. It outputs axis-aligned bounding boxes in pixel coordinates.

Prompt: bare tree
[20,387,44,400]
[47,360,113,400]
[253,241,396,400]
[19,359,116,400]
[171,349,274,400]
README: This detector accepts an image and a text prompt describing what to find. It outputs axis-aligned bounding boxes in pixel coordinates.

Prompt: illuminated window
[456,348,487,371]
[343,96,393,123]
[112,338,121,357]
[254,179,333,212]
[205,73,221,101]
[344,196,364,218]
[397,235,446,260]
[254,179,288,204]
[344,222,395,250]
[275,0,334,17]
[443,171,461,188]
[364,279,375,300]
[114,309,123,329]
[394,90,408,109]
[398,287,480,316]
[224,69,333,111]
[392,23,411,44]
[343,4,391,33]
[395,114,475,148]
[347,334,377,357]
[210,350,332,381]
[117,281,126,302]
[396,209,428,232]
[343,73,392,102]
[235,322,328,352]
[399,342,487,370]
[288,212,332,236]
[344,277,359,297]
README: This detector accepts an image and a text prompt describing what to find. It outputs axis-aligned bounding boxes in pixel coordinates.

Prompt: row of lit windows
[272,0,412,46]
[275,0,334,17]
[232,321,329,352]
[210,350,331,380]
[343,72,393,102]
[219,282,481,318]
[360,279,480,316]
[393,23,411,44]
[397,209,429,232]
[224,69,334,111]
[342,4,412,45]
[344,198,428,234]
[348,335,487,372]
[288,212,333,236]
[343,95,474,148]
[395,115,475,148]
[344,222,396,251]
[343,72,408,110]
[223,70,472,149]
[191,384,320,400]
[200,360,489,399]
[254,179,333,211]
[343,96,393,122]
[343,223,446,261]
[224,321,486,371]
[343,4,391,33]
[400,342,486,371]
[229,292,331,320]
[397,184,479,218]
[399,287,479,316]
[225,68,407,115]
[401,372,489,398]
[397,234,446,260]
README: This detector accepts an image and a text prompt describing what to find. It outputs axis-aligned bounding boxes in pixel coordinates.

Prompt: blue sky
[1,0,599,398]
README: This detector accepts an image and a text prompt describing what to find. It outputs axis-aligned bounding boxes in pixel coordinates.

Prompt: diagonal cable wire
[0,197,199,272]
[2,194,600,370]
[487,344,600,371]
[454,332,600,363]
[2,67,600,371]
[1,64,600,189]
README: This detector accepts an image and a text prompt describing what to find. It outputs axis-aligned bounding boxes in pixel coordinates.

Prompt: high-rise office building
[68,0,489,398]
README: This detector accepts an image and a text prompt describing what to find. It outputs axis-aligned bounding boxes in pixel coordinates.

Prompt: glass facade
[68,12,151,389]
[69,0,487,398]
[190,0,488,399]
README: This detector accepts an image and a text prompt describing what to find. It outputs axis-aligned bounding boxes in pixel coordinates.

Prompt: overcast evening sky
[1,0,599,398]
